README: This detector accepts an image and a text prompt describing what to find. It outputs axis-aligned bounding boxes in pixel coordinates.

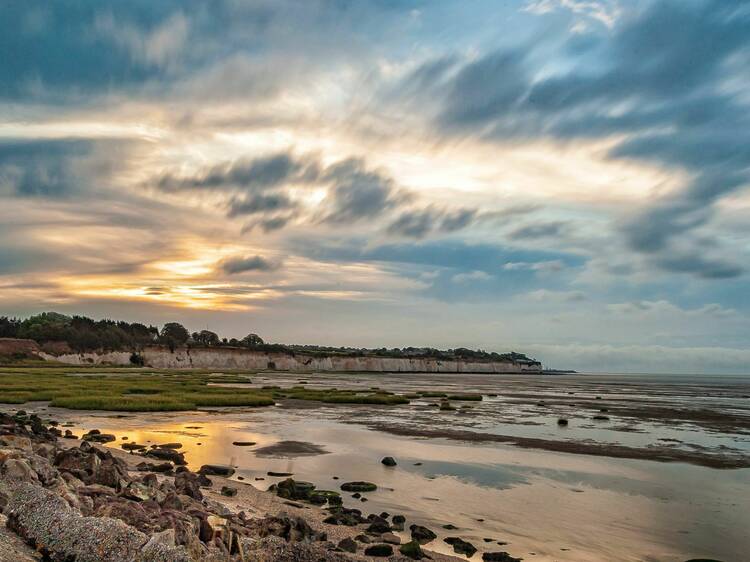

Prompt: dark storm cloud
[0,139,92,197]
[227,193,297,217]
[221,255,280,274]
[320,158,409,224]
[387,207,477,238]
[157,153,317,194]
[410,0,749,279]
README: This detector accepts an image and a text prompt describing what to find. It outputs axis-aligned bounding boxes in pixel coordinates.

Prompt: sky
[1,0,749,374]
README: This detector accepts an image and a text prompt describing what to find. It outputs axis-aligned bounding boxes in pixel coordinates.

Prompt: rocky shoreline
[0,411,520,562]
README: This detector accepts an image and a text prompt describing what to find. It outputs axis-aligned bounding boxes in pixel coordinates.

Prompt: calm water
[13,372,750,561]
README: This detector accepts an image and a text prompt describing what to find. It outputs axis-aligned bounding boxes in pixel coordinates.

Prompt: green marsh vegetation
[0,367,413,411]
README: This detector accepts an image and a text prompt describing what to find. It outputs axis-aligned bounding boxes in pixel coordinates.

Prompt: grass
[0,367,411,411]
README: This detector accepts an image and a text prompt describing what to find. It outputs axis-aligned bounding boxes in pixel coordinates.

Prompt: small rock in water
[445,537,477,557]
[267,471,293,477]
[340,481,377,492]
[593,415,610,421]
[157,442,182,449]
[557,418,569,426]
[232,441,256,446]
[381,456,397,467]
[199,464,235,476]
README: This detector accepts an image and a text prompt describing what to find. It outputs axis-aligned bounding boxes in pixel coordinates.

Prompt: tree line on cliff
[0,312,537,364]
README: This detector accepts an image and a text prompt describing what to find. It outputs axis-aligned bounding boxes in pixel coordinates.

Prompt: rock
[338,537,358,553]
[381,456,397,467]
[593,415,610,421]
[5,482,190,562]
[146,448,186,465]
[557,418,569,426]
[232,441,256,446]
[252,514,327,542]
[391,514,405,531]
[366,516,391,534]
[323,507,366,526]
[364,544,393,557]
[220,486,237,497]
[355,534,371,543]
[340,481,377,492]
[121,443,147,451]
[442,523,458,530]
[400,540,427,560]
[445,537,477,557]
[276,479,316,501]
[174,471,204,500]
[483,553,522,562]
[410,524,437,545]
[156,442,182,449]
[63,430,78,439]
[83,432,116,443]
[2,458,38,483]
[199,464,234,477]
[267,471,293,477]
[381,532,401,545]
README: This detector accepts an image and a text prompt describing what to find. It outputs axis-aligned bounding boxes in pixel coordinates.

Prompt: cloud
[504,260,566,273]
[320,158,409,224]
[0,139,93,197]
[227,193,297,217]
[387,207,477,238]
[157,153,317,194]
[406,0,750,280]
[509,221,568,240]
[220,255,281,275]
[525,289,586,302]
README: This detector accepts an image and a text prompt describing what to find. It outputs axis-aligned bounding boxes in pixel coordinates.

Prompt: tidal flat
[1,369,749,561]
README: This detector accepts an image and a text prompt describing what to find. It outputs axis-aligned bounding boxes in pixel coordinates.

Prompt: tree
[160,322,189,351]
[192,330,220,346]
[241,333,264,348]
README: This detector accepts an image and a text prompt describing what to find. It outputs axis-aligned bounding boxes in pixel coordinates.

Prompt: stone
[83,432,116,443]
[381,532,401,545]
[3,458,38,483]
[557,418,569,426]
[200,464,235,476]
[445,537,478,557]
[220,486,237,497]
[156,442,182,449]
[410,524,437,545]
[267,471,293,477]
[275,478,315,501]
[146,448,186,465]
[121,443,147,451]
[338,537,358,553]
[174,471,204,500]
[400,540,427,560]
[483,553,522,562]
[364,544,393,557]
[381,456,397,467]
[366,517,391,535]
[340,481,377,492]
[232,441,256,446]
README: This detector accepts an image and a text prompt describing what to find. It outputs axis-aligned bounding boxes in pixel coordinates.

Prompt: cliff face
[38,345,542,373]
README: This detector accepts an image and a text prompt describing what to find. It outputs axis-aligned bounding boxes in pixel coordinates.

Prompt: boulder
[381,456,397,467]
[146,448,186,465]
[275,479,315,501]
[381,532,401,545]
[199,464,234,477]
[400,540,427,560]
[338,537,358,553]
[410,524,437,545]
[445,537,477,557]
[364,544,393,557]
